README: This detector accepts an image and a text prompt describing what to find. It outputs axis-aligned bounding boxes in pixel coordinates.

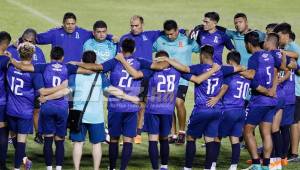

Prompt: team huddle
[0,11,300,170]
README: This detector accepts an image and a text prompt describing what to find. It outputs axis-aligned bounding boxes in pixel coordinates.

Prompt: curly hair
[18,42,35,60]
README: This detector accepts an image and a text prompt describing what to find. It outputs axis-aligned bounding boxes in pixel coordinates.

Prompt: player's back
[250,50,277,106]
[146,67,181,114]
[108,56,141,112]
[42,62,69,105]
[193,64,223,109]
[6,64,37,118]
[223,74,250,108]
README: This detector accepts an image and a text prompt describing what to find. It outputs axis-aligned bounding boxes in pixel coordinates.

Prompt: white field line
[5,0,60,26]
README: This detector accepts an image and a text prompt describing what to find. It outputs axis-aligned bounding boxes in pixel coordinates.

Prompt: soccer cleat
[176,132,185,145]
[23,157,32,170]
[281,157,288,166]
[269,158,277,170]
[241,164,262,170]
[228,164,237,170]
[8,137,13,145]
[168,136,177,144]
[261,165,269,170]
[34,133,44,144]
[134,135,142,144]
[160,168,168,170]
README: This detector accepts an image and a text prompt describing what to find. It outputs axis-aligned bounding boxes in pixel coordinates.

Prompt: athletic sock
[280,125,290,158]
[231,143,240,165]
[148,141,159,169]
[185,141,196,168]
[120,142,133,170]
[109,142,118,170]
[55,140,64,166]
[14,142,25,169]
[0,127,8,167]
[43,137,53,166]
[205,142,215,169]
[160,139,169,166]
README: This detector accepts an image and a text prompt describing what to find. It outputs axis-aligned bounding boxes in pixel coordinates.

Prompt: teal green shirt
[83,38,117,64]
[72,73,109,124]
[285,41,300,96]
[153,33,200,86]
[226,29,265,67]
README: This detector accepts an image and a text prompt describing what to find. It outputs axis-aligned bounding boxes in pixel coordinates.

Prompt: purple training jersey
[182,64,233,109]
[102,57,141,112]
[7,44,46,64]
[248,50,277,107]
[191,26,234,65]
[6,64,43,119]
[34,62,78,106]
[143,67,181,115]
[223,74,251,108]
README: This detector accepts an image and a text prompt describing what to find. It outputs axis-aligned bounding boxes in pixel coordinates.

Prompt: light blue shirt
[153,33,200,86]
[72,73,109,124]
[285,41,300,96]
[226,29,265,67]
[83,38,117,64]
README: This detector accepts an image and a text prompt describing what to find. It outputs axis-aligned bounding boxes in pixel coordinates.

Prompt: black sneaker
[176,133,185,145]
[34,133,44,144]
[288,154,300,162]
[168,136,177,144]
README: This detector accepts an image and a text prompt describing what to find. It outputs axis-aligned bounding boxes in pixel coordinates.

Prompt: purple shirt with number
[248,50,277,106]
[34,62,78,106]
[102,57,141,112]
[142,67,181,115]
[181,64,234,109]
[6,64,43,119]
[223,74,251,108]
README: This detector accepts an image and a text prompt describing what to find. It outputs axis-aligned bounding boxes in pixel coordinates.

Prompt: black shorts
[176,85,188,101]
[34,96,40,109]
[139,79,149,102]
[294,96,300,123]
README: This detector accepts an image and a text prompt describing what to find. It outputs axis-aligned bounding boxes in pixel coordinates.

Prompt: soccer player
[190,11,234,65]
[263,33,287,169]
[274,23,300,161]
[83,20,117,63]
[204,51,251,170]
[115,50,220,170]
[241,31,277,170]
[10,46,93,170]
[226,13,265,67]
[7,28,46,144]
[36,12,115,63]
[0,31,11,170]
[153,19,200,144]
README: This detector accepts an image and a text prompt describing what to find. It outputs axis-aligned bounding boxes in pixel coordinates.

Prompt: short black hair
[82,51,96,63]
[266,32,280,47]
[0,31,11,44]
[93,20,107,31]
[204,12,220,22]
[200,45,214,59]
[234,13,247,20]
[266,23,278,31]
[163,20,178,31]
[227,51,241,65]
[290,32,296,41]
[63,12,76,23]
[273,22,291,34]
[121,38,135,53]
[21,28,37,43]
[50,46,64,60]
[244,31,260,47]
[155,50,169,58]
